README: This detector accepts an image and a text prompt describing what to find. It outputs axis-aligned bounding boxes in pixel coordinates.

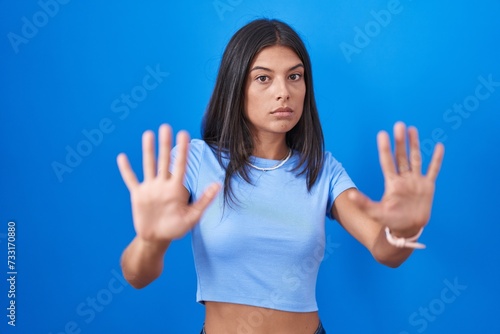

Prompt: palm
[377,171,436,232]
[130,180,192,241]
[117,125,220,243]
[353,123,444,234]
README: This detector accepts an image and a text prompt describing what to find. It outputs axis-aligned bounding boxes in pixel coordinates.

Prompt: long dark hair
[202,19,324,206]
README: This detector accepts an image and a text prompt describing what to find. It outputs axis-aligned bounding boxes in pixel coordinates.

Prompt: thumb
[348,190,383,222]
[184,183,221,225]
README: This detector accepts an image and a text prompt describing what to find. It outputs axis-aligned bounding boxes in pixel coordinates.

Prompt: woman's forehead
[251,45,302,69]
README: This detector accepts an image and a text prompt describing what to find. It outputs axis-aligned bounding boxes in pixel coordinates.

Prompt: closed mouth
[271,107,293,114]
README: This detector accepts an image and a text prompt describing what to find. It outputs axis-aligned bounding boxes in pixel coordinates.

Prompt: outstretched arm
[332,122,444,267]
[117,124,220,288]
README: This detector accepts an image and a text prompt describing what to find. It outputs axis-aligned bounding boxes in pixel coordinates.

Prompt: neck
[252,134,289,159]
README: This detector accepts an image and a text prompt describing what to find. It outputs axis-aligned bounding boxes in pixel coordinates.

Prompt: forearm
[333,190,424,268]
[120,236,171,289]
[371,226,416,268]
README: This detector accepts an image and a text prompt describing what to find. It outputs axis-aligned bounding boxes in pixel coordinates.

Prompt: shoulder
[189,138,206,151]
[319,150,352,181]
[189,138,208,149]
[322,150,342,168]
[187,139,222,167]
[187,139,214,157]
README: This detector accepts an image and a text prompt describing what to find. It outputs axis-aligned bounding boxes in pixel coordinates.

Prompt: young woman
[117,19,444,334]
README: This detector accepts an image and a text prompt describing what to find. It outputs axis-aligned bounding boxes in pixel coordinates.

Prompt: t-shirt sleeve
[325,152,357,219]
[169,139,204,199]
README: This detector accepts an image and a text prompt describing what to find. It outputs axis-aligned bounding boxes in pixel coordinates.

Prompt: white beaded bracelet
[384,227,426,249]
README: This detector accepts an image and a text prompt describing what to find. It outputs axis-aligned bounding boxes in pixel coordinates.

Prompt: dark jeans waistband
[201,320,326,334]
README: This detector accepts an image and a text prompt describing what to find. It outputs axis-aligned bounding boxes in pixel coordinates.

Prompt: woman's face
[244,45,306,141]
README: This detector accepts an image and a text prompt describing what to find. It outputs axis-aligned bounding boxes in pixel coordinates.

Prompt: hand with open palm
[117,124,220,244]
[350,122,445,237]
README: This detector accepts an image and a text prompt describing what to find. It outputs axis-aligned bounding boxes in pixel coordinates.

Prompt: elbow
[127,278,149,290]
[376,257,404,268]
[372,249,407,268]
[121,268,158,289]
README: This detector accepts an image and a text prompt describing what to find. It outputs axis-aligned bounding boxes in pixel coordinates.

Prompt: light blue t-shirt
[170,139,355,312]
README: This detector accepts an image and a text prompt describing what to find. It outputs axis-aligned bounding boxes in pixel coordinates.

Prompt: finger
[184,183,221,225]
[142,130,156,180]
[426,142,445,182]
[172,131,190,184]
[408,126,422,174]
[117,153,139,190]
[157,124,172,179]
[377,130,397,178]
[393,122,410,173]
[347,190,383,222]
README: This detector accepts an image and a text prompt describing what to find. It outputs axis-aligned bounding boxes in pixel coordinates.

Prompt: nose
[275,78,290,101]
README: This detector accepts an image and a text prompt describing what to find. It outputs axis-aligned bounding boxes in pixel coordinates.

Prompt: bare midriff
[204,301,320,334]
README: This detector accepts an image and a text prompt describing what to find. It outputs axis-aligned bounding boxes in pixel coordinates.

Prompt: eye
[256,75,269,83]
[289,73,302,81]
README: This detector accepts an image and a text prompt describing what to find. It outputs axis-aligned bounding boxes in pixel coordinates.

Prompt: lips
[271,107,293,115]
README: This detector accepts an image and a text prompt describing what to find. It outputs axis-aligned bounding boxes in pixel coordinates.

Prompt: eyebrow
[250,63,304,72]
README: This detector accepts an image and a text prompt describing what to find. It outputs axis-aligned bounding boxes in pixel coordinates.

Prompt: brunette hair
[202,19,324,206]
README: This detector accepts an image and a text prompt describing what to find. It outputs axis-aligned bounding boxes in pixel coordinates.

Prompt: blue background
[1,0,499,333]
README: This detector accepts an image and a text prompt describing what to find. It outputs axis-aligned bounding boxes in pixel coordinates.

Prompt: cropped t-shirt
[170,139,355,312]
